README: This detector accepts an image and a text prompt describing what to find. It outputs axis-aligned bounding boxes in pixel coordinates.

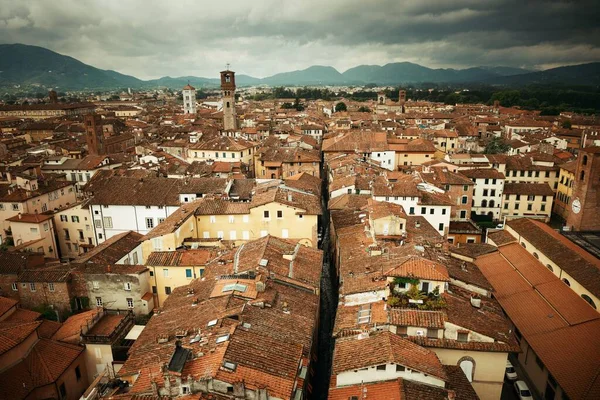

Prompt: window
[438,223,444,231]
[421,207,426,214]
[152,286,157,294]
[277,210,283,219]
[186,269,193,278]
[30,282,36,292]
[228,215,235,223]
[30,227,38,234]
[60,215,67,222]
[103,217,113,228]
[11,283,17,291]
[409,207,414,215]
[396,365,405,372]
[461,196,468,204]
[483,189,488,196]
[457,332,468,342]
[429,208,434,215]
[75,366,81,381]
[210,215,216,223]
[163,269,169,277]
[263,210,270,219]
[12,203,19,211]
[442,208,446,215]
[165,286,172,295]
[527,204,533,211]
[59,383,67,398]
[581,294,597,309]
[92,281,99,289]
[94,219,102,228]
[132,252,139,264]
[546,264,554,272]
[127,298,134,309]
[71,216,79,223]
[376,365,386,371]
[124,282,132,291]
[145,218,154,229]
[48,282,55,292]
[96,297,103,307]
[281,229,289,238]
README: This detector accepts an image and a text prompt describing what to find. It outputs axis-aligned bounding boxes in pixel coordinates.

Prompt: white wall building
[182,84,197,114]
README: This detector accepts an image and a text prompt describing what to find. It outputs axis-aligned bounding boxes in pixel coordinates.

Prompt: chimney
[447,390,456,400]
[18,213,22,220]
[106,265,111,273]
[287,192,293,202]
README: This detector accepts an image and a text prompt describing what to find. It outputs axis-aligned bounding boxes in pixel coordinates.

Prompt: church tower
[566,147,600,231]
[182,83,196,114]
[221,68,237,131]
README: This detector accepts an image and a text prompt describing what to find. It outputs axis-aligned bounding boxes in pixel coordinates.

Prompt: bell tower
[220,67,237,131]
[566,147,600,231]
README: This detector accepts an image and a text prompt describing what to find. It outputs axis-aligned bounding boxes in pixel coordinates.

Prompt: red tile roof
[332,331,447,380]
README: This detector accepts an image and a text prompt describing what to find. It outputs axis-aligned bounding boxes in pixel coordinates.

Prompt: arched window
[562,278,570,286]
[489,200,495,208]
[481,200,487,207]
[583,155,588,166]
[581,171,585,181]
[533,252,539,259]
[546,264,554,272]
[581,294,597,309]
[521,242,527,249]
[226,101,230,108]
[458,357,475,383]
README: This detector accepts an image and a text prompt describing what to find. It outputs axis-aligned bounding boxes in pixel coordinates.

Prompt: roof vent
[259,259,269,267]
[470,297,481,308]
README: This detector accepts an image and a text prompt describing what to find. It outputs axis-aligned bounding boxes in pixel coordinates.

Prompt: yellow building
[255,147,321,179]
[7,213,58,258]
[187,136,257,167]
[140,201,200,262]
[388,138,437,167]
[501,183,554,222]
[553,159,576,220]
[195,186,321,247]
[145,248,217,306]
[53,201,96,259]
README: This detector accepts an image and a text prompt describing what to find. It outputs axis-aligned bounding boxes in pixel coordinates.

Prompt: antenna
[226,63,231,71]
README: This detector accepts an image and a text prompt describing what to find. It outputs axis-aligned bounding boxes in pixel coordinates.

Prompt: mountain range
[1,43,599,91]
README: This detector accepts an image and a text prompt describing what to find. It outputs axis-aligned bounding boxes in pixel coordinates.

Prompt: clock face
[572,198,581,214]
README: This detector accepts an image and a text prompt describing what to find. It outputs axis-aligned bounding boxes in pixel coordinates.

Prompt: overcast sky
[1,0,599,80]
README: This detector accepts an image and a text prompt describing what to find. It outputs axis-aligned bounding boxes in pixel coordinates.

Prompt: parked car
[514,380,533,400]
[505,361,518,381]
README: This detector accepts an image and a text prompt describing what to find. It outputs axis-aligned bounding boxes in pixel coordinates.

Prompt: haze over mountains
[1,44,599,91]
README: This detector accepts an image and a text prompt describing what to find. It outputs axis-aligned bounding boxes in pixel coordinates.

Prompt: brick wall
[17,281,73,316]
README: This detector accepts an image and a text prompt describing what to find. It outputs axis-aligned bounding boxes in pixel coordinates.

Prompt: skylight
[222,283,247,293]
[207,319,218,327]
[216,334,230,344]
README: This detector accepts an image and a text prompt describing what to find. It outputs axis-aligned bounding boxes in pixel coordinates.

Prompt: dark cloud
[0,0,598,79]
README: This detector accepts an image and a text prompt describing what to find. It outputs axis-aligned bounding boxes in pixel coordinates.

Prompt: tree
[335,101,347,112]
[484,137,511,154]
[561,120,572,129]
[358,106,371,113]
[293,97,305,111]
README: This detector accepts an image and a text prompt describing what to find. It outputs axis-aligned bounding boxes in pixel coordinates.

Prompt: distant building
[182,83,197,114]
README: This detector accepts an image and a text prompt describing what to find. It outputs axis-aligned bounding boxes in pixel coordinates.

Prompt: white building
[461,169,505,220]
[182,84,197,114]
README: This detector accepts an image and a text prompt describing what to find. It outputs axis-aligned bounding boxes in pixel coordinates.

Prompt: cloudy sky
[1,0,599,80]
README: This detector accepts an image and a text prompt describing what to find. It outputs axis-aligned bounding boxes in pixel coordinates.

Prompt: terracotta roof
[18,267,72,283]
[487,230,517,246]
[0,337,84,399]
[6,213,53,223]
[52,309,102,344]
[0,320,41,355]
[332,331,447,380]
[460,168,505,180]
[146,249,216,266]
[0,296,18,318]
[329,379,403,400]
[389,309,446,329]
[506,218,600,297]
[386,257,450,282]
[143,201,201,240]
[474,246,600,400]
[503,183,554,196]
[74,231,143,264]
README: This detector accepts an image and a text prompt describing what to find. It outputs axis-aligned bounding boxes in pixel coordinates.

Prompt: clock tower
[566,147,600,231]
[220,67,237,131]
